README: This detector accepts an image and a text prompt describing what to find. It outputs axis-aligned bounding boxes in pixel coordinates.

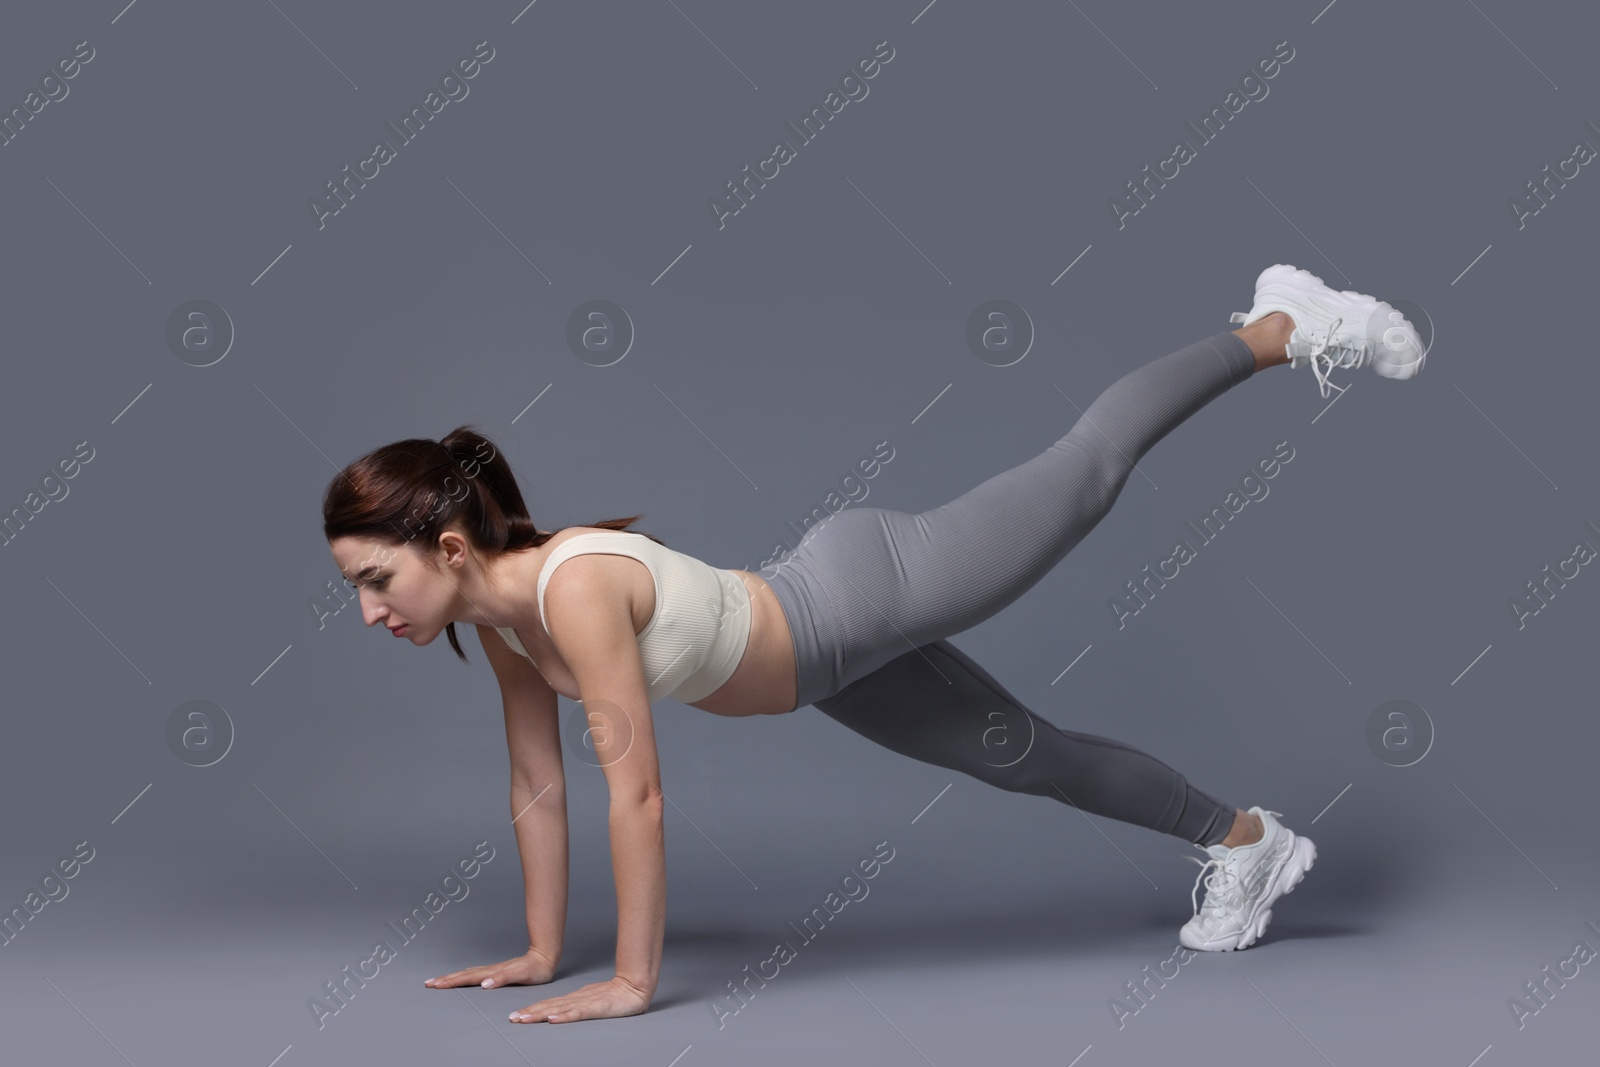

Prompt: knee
[971,736,1059,797]
[1055,432,1131,509]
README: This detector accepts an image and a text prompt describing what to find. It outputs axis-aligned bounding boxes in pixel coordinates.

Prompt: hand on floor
[509,975,652,1023]
[424,948,557,990]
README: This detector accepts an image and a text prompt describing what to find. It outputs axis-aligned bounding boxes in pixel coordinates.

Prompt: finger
[425,969,481,988]
[510,1000,560,1023]
[433,967,497,989]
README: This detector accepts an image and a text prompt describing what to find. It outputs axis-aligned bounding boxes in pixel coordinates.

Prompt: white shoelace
[1298,316,1376,399]
[1186,853,1242,923]
[1186,809,1285,924]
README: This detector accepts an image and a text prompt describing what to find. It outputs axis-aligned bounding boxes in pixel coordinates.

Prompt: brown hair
[322,424,664,662]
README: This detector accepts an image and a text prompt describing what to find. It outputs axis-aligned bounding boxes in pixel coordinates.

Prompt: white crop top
[494,531,753,704]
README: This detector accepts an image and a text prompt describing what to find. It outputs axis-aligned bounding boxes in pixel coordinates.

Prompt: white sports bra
[495,531,752,704]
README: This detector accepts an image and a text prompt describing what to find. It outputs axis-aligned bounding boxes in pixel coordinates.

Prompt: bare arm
[480,624,570,965]
[426,626,570,993]
[544,562,665,1002]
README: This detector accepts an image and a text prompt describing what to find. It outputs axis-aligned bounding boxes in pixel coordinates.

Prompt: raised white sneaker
[1179,806,1316,952]
[1229,263,1426,399]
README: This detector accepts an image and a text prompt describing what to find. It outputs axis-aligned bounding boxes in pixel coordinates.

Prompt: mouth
[389,624,409,637]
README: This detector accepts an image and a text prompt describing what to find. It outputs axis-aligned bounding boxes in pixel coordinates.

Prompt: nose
[361,595,386,627]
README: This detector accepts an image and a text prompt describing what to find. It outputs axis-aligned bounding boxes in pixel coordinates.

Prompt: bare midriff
[505,529,798,716]
[688,569,799,717]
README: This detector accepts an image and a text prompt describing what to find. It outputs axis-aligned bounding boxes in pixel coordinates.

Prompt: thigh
[815,637,1027,767]
[816,637,1237,842]
[895,434,1126,638]
[787,492,1105,693]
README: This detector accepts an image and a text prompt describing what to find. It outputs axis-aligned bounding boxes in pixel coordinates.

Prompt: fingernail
[482,978,495,988]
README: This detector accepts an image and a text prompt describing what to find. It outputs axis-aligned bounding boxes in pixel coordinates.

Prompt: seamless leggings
[762,329,1260,848]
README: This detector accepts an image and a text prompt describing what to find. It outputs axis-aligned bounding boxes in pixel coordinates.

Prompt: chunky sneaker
[1179,806,1316,952]
[1230,264,1426,399]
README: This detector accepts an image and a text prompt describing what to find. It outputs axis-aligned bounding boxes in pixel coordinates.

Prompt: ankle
[1235,312,1296,373]
[1220,808,1264,849]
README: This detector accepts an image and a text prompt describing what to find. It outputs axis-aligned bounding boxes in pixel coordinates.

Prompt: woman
[324,264,1425,1025]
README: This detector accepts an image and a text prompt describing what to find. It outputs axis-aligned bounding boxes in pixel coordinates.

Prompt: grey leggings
[763,329,1258,847]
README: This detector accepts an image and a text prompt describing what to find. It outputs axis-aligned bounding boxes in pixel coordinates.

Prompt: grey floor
[9,645,1598,1066]
[7,759,1597,1065]
[4,0,1598,1064]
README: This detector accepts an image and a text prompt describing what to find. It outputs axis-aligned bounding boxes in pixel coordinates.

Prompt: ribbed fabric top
[495,531,752,704]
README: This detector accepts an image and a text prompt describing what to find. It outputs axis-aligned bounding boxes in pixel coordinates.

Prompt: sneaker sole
[1249,265,1425,381]
[1179,834,1317,952]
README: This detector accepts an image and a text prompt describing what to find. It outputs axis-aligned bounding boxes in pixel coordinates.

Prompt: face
[328,535,459,643]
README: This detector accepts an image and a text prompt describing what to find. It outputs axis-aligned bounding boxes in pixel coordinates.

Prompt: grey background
[2,0,1595,1063]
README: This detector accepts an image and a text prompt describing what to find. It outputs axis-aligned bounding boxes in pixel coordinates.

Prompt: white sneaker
[1179,806,1316,952]
[1230,263,1426,399]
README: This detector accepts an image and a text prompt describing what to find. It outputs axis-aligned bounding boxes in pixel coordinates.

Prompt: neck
[449,542,549,631]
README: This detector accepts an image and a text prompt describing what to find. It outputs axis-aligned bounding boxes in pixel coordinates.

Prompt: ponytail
[323,424,663,661]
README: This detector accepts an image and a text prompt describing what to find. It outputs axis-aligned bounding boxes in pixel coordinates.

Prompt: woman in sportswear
[324,264,1425,1024]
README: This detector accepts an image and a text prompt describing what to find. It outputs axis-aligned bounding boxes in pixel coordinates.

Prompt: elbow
[610,785,665,816]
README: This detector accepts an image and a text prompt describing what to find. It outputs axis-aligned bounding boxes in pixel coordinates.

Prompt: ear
[437,529,471,568]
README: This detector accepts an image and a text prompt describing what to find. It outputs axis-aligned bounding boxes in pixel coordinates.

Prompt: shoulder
[542,551,632,625]
[543,557,649,691]
[544,548,623,589]
[539,530,658,623]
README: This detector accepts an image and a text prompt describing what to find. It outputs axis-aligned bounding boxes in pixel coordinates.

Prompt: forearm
[608,797,666,995]
[510,781,569,963]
